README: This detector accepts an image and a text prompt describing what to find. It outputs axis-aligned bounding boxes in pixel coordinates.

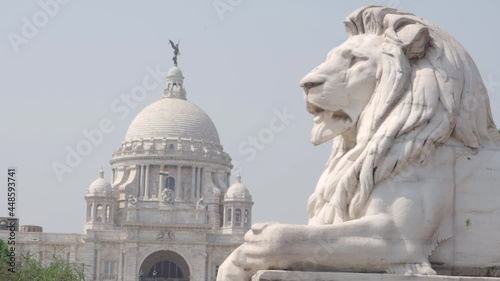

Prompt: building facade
[0,62,253,281]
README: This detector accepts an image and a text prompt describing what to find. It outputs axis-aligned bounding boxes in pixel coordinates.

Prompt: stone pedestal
[126,205,137,222]
[252,271,500,281]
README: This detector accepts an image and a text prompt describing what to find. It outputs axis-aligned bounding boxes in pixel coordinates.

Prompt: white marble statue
[160,188,175,205]
[127,195,137,205]
[217,6,500,281]
[196,197,207,210]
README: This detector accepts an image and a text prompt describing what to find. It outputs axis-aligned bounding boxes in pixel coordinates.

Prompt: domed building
[0,59,253,281]
[80,62,254,281]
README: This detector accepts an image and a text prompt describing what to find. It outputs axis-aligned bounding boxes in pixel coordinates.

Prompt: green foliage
[0,249,88,281]
[0,239,14,281]
[0,239,10,266]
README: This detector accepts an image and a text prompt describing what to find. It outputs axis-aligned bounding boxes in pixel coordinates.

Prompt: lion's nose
[301,81,324,93]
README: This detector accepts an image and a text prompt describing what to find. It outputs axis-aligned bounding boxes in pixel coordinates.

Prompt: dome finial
[236,173,242,183]
[169,39,181,66]
[99,167,104,178]
[162,40,187,100]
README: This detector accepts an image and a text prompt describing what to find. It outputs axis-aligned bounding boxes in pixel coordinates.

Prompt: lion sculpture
[217,6,500,281]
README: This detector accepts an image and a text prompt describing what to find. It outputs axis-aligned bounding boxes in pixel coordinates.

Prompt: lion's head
[301,6,500,225]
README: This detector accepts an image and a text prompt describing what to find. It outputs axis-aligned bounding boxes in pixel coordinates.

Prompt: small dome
[87,168,113,196]
[225,174,251,200]
[167,66,183,77]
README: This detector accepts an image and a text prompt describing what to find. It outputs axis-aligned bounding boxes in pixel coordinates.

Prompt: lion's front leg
[217,214,439,281]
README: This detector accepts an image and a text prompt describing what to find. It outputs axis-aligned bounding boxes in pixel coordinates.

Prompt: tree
[0,239,13,280]
[0,247,88,281]
[0,239,10,267]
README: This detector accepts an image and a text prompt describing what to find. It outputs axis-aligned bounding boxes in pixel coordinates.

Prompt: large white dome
[125,98,221,144]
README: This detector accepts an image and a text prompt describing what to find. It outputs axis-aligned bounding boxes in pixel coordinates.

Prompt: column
[109,204,114,225]
[197,167,203,198]
[222,205,227,227]
[89,203,94,223]
[139,165,145,197]
[206,251,210,281]
[191,166,196,200]
[248,207,252,226]
[93,204,97,223]
[144,165,150,200]
[159,164,165,198]
[231,208,235,227]
[96,247,101,280]
[118,249,124,281]
[176,165,182,200]
[123,243,138,281]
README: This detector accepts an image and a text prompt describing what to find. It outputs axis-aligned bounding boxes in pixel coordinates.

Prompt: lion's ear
[396,23,430,60]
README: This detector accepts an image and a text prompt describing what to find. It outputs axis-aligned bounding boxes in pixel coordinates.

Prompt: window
[168,144,175,150]
[105,205,111,222]
[149,261,183,278]
[87,204,93,221]
[96,205,103,222]
[226,208,232,223]
[235,209,242,226]
[166,177,175,191]
[244,209,249,225]
[215,265,220,279]
[103,261,116,279]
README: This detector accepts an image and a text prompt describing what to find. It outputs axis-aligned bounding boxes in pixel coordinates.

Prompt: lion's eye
[349,56,368,68]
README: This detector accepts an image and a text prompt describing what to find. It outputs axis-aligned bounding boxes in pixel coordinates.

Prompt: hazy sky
[1,0,499,234]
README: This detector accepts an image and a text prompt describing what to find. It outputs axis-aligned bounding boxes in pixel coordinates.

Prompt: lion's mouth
[330,110,352,122]
[307,102,324,115]
[310,105,353,146]
[309,104,352,123]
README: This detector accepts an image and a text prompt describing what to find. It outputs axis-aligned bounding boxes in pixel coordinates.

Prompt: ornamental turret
[162,66,187,100]
[223,174,253,234]
[84,168,115,231]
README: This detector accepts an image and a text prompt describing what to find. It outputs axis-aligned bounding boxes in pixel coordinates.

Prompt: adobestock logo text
[51,65,167,182]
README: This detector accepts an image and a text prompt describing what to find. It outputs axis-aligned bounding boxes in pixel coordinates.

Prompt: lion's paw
[249,221,280,235]
[386,261,436,275]
[244,222,290,258]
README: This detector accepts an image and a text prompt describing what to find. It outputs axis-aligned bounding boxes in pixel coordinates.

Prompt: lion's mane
[308,6,500,225]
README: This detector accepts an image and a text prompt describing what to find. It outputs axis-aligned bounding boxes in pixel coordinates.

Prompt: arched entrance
[139,250,190,281]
